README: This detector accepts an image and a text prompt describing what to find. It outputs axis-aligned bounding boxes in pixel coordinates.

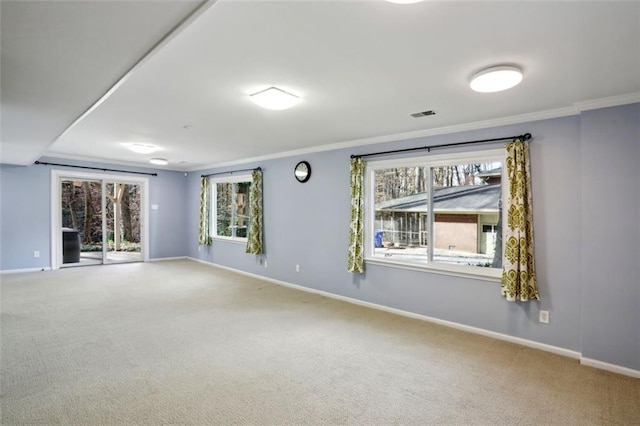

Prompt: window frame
[364,148,505,281]
[210,173,253,244]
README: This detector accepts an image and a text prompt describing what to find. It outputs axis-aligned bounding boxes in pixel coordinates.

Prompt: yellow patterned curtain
[198,177,212,246]
[246,169,263,255]
[347,158,365,273]
[501,140,539,301]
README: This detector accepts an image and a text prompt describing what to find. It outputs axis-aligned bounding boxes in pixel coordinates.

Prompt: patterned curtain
[198,177,212,245]
[347,158,365,273]
[246,168,263,255]
[501,140,539,301]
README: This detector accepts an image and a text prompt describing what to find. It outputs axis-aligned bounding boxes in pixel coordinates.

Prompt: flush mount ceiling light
[126,143,158,154]
[386,0,423,4]
[249,87,300,110]
[470,65,523,93]
[149,158,168,166]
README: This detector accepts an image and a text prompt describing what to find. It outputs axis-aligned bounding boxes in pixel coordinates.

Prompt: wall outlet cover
[539,310,550,324]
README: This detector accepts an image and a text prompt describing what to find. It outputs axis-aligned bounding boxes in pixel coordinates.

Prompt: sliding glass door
[59,177,144,267]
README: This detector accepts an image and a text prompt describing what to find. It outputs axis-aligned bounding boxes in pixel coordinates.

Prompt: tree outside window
[367,149,505,277]
[212,176,252,240]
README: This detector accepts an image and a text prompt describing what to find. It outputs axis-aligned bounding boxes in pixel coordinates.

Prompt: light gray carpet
[1,260,638,425]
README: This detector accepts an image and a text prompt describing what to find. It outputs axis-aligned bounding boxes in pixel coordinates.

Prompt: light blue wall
[0,163,51,270]
[2,103,637,372]
[188,104,639,371]
[148,168,189,259]
[580,103,639,370]
[0,157,188,270]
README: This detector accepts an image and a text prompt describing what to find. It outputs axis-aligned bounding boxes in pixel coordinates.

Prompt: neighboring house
[375,170,502,255]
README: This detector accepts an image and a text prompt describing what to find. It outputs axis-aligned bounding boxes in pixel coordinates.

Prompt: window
[365,149,505,278]
[211,175,252,241]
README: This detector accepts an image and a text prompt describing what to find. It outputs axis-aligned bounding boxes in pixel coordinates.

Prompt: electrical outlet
[295,264,300,272]
[264,260,268,268]
[539,310,550,324]
[33,251,40,258]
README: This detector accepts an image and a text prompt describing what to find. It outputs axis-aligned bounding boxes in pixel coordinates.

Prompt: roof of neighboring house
[376,184,501,213]
[476,166,502,178]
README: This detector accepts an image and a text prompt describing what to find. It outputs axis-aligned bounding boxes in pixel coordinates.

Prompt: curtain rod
[350,133,532,159]
[34,161,158,176]
[201,166,261,178]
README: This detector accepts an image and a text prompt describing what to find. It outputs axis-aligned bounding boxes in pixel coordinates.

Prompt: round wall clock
[294,161,311,183]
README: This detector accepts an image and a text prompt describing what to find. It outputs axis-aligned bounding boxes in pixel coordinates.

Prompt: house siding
[434,214,477,253]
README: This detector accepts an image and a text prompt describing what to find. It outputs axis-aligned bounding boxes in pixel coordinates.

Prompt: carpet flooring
[1,260,638,425]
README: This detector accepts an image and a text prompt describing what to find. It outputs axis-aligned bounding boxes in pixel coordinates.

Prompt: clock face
[294,161,311,183]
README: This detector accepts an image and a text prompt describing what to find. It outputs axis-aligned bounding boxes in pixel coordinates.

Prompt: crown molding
[187,105,580,172]
[190,92,640,173]
[41,152,188,173]
[43,91,640,174]
[574,91,640,112]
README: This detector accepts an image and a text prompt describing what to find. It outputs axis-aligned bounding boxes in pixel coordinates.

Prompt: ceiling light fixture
[386,0,423,4]
[470,65,523,93]
[249,87,300,110]
[126,143,158,154]
[149,158,168,166]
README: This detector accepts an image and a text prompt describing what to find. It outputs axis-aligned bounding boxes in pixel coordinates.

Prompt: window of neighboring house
[210,174,252,241]
[365,149,505,279]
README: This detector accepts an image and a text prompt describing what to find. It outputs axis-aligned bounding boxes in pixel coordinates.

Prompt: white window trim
[364,148,505,281]
[210,173,253,243]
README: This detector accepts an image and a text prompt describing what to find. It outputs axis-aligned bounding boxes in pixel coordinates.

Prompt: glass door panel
[105,182,143,264]
[61,179,103,267]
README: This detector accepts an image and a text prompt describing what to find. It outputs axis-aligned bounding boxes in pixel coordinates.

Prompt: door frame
[51,169,150,270]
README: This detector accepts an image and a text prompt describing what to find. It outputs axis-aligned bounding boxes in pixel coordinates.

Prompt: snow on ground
[373,247,495,267]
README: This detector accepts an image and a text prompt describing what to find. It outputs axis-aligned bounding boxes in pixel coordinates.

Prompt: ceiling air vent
[411,110,436,118]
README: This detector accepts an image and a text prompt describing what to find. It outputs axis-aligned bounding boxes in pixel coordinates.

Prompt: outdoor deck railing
[378,230,428,247]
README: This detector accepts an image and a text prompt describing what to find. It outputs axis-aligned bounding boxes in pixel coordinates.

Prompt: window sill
[212,236,247,245]
[365,257,501,283]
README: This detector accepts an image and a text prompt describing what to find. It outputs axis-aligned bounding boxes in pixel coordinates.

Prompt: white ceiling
[0,0,209,165]
[2,0,639,171]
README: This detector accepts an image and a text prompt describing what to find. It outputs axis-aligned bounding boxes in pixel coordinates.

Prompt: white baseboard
[580,357,640,379]
[148,256,188,262]
[0,267,52,275]
[188,257,640,379]
[0,257,188,273]
[186,258,588,359]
